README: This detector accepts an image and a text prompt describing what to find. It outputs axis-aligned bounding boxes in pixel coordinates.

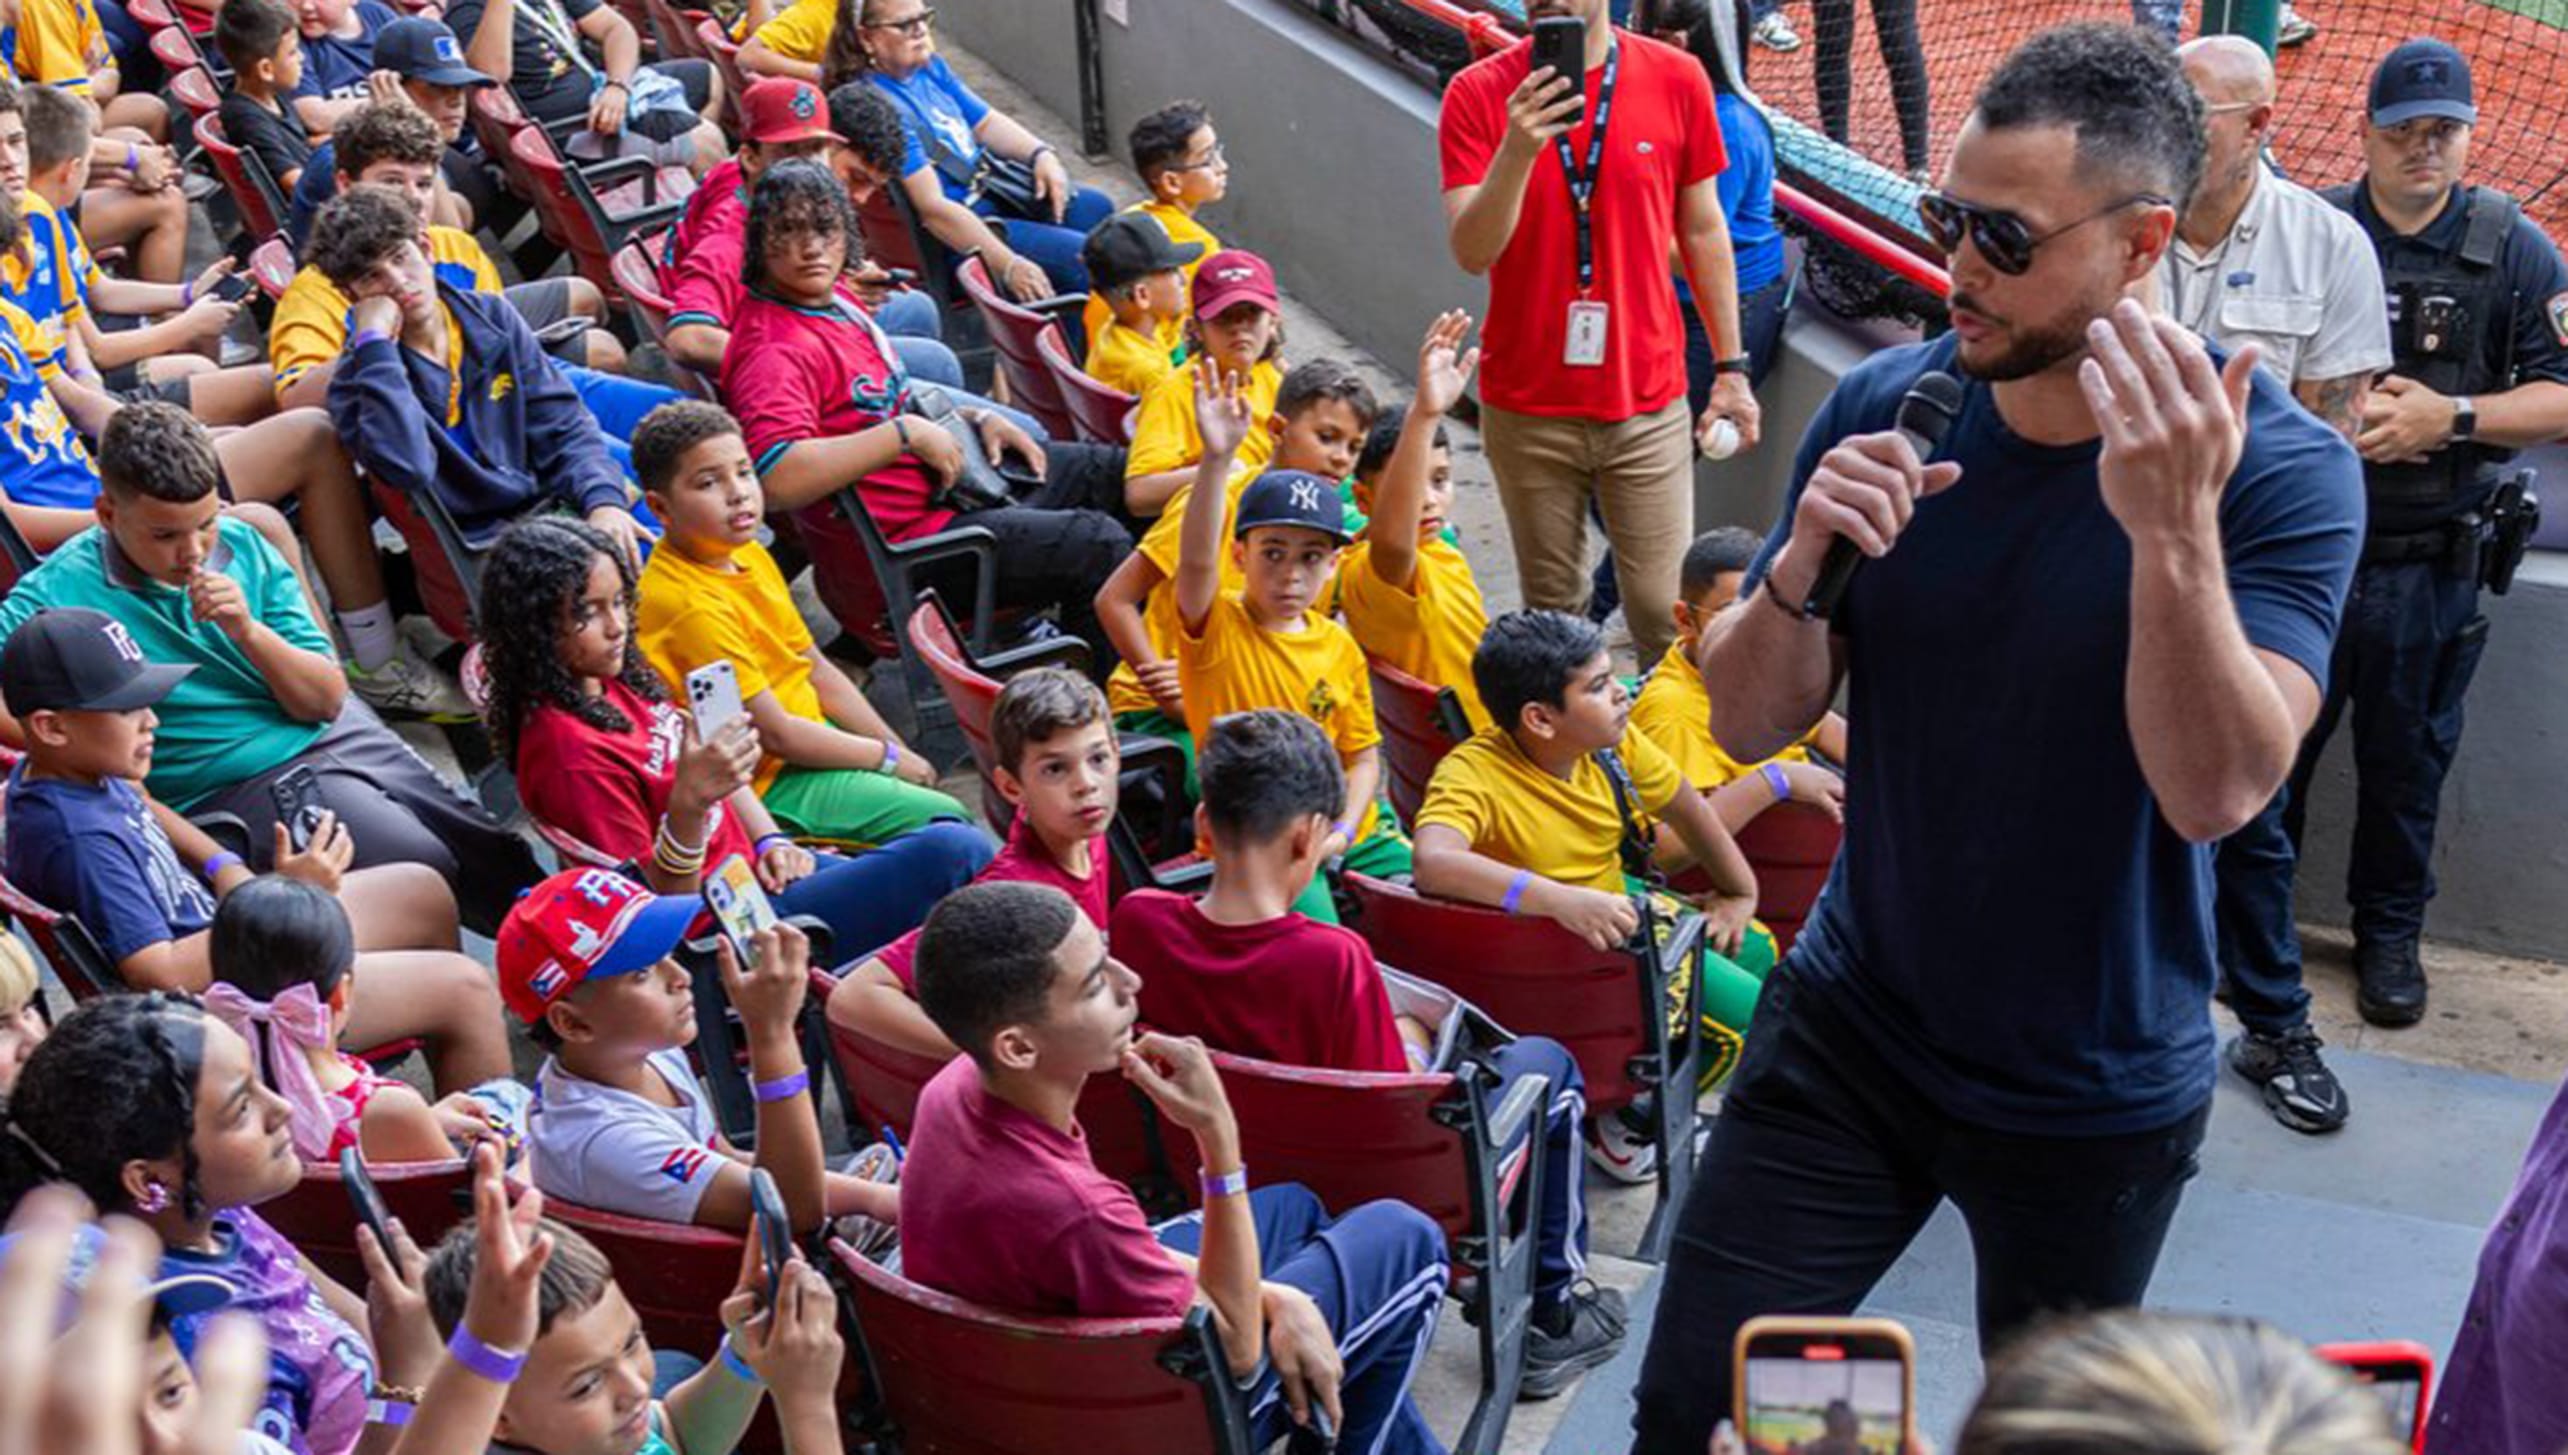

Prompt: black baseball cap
[2368,38,2475,127]
[1082,212,1205,293]
[1233,469,1351,545]
[0,607,193,718]
[376,17,496,88]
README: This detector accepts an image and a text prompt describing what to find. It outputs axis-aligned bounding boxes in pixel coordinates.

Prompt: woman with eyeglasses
[818,0,1114,302]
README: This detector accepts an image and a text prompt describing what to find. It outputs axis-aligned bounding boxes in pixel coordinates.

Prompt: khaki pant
[1481,397,1694,661]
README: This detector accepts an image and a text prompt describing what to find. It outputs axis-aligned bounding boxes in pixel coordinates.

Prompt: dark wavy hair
[476,515,665,768]
[825,80,909,184]
[0,994,211,1221]
[819,0,875,93]
[742,157,866,292]
[1974,21,2204,210]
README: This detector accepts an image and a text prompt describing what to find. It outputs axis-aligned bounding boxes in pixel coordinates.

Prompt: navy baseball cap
[0,607,193,718]
[0,1223,233,1331]
[376,17,496,88]
[1233,469,1351,545]
[2368,39,2475,127]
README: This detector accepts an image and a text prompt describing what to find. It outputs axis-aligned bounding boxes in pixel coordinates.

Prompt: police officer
[2218,37,2568,1134]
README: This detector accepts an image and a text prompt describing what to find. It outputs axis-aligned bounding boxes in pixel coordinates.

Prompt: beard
[1949,286,2113,384]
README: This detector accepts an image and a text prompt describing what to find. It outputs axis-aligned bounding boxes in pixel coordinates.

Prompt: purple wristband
[447,1326,528,1384]
[754,832,794,857]
[754,1069,810,1103]
[350,328,394,351]
[202,851,244,885]
[1759,763,1792,804]
[367,1399,415,1428]
[1501,869,1532,915]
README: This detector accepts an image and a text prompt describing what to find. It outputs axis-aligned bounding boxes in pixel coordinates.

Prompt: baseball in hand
[1703,417,1742,460]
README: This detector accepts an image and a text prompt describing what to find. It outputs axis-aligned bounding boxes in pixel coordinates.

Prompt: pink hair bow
[201,982,344,1163]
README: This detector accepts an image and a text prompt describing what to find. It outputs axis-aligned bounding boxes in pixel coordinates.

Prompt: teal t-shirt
[0,519,333,806]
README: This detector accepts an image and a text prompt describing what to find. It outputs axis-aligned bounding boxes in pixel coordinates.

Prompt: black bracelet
[1712,355,1752,377]
[602,77,630,93]
[1760,570,1813,622]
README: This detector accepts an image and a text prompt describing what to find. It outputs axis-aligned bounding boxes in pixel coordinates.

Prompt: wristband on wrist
[367,1399,415,1428]
[1759,763,1792,804]
[718,1335,763,1385]
[1331,819,1353,843]
[892,415,912,452]
[754,832,794,857]
[1760,570,1814,623]
[124,143,138,174]
[350,328,394,351]
[603,77,630,93]
[1501,868,1533,915]
[753,1068,810,1103]
[180,280,194,307]
[203,851,244,885]
[1200,1164,1247,1200]
[878,740,900,775]
[447,1327,529,1384]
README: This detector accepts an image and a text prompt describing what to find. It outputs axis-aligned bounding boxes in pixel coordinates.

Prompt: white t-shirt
[528,1049,728,1223]
[2161,168,2393,390]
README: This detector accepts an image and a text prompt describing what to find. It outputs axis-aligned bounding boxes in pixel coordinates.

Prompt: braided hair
[741,158,866,293]
[476,515,666,769]
[0,994,211,1221]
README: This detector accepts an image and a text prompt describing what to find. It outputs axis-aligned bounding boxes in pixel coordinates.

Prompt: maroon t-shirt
[1114,890,1409,1075]
[877,816,1108,989]
[898,1057,1197,1317]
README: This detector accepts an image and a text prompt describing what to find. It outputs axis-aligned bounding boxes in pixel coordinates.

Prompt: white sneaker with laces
[1753,11,1803,50]
[1583,1110,1659,1185]
[347,647,474,721]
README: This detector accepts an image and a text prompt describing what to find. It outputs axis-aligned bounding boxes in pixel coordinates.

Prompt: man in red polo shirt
[1439,0,1756,662]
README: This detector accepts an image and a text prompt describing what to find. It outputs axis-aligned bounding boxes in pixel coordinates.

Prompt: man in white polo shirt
[2161,36,2389,444]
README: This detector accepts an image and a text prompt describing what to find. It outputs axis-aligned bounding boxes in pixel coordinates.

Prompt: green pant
[1624,879,1777,1091]
[760,764,975,851]
[1288,821,1413,925]
[1114,709,1197,800]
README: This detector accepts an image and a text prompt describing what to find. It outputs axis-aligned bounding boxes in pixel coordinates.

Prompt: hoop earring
[135,1182,171,1214]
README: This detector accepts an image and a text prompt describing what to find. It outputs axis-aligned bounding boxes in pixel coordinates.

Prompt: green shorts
[1287,818,1412,925]
[760,764,975,851]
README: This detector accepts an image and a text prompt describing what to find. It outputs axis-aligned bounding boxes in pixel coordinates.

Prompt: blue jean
[96,0,147,69]
[1158,1185,1450,1455]
[562,365,685,488]
[2216,556,2490,1027]
[774,820,993,963]
[974,185,1116,294]
[1487,1036,1590,1313]
[2132,0,2186,40]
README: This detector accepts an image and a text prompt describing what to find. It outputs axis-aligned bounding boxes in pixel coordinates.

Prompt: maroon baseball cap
[739,78,841,147]
[1192,249,1278,321]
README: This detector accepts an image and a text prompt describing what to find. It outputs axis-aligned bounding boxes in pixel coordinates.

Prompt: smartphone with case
[686,659,745,741]
[2315,1341,2432,1451]
[1529,15,1585,93]
[1735,1316,1915,1452]
[271,763,324,852]
[703,853,779,968]
[749,1167,791,1307]
[339,1147,396,1252]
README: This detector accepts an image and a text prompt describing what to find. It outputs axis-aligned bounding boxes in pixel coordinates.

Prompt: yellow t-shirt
[744,0,833,62]
[1085,315,1182,399]
[1124,356,1279,483]
[269,226,504,399]
[5,192,98,363]
[1175,592,1380,836]
[1337,535,1490,732]
[636,539,818,794]
[11,0,107,91]
[1629,644,1815,789]
[1104,458,1251,715]
[1416,722,1682,895]
[1082,200,1219,345]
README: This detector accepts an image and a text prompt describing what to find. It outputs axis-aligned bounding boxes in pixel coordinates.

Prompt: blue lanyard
[1552,42,1619,294]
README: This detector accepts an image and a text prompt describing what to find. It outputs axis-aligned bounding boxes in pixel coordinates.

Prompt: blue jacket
[328,280,627,544]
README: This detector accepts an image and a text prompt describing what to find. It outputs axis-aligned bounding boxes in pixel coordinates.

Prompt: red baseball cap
[739,78,841,147]
[1192,249,1278,321]
[496,867,701,1023]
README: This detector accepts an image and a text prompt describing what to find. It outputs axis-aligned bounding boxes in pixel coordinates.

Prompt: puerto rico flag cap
[497,867,699,1023]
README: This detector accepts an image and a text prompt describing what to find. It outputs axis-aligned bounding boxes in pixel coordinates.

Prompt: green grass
[2481,0,2568,30]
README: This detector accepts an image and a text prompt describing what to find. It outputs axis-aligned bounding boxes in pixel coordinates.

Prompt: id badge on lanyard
[1556,44,1618,368]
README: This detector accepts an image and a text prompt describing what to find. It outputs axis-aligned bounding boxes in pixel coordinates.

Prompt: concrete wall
[940,0,2568,961]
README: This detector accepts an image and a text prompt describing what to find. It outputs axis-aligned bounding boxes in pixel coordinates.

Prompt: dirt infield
[1742,0,2568,254]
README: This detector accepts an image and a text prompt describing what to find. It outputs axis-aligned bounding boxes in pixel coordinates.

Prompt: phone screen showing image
[1742,1343,1908,1455]
[704,855,779,966]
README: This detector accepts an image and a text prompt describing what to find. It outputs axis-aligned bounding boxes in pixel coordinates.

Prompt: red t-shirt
[1113,890,1408,1075]
[673,157,749,261]
[724,287,951,541]
[899,1056,1197,1318]
[665,224,746,335]
[514,677,754,871]
[1437,32,1726,420]
[877,816,1108,989]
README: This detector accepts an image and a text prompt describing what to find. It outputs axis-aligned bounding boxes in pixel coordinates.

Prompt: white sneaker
[2276,5,2316,44]
[347,648,474,722]
[1583,1109,1659,1185]
[1753,11,1803,50]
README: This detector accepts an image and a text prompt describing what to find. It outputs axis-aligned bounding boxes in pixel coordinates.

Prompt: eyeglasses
[865,7,934,34]
[1172,142,1227,172]
[1916,190,2172,275]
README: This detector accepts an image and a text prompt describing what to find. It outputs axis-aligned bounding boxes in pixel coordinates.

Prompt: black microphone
[1801,370,1966,621]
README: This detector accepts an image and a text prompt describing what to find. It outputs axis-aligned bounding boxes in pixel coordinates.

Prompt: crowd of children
[0,0,1902,1442]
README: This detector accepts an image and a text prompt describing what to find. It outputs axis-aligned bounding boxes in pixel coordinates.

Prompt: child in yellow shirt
[1096,357,1376,792]
[1081,100,1226,345]
[1631,527,1849,831]
[1412,609,1776,1178]
[1121,247,1281,517]
[1340,309,1492,733]
[1173,362,1405,924]
[1079,211,1199,399]
[630,400,973,847]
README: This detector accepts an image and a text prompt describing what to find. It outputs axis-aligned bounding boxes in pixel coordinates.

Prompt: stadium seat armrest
[976,632,1092,678]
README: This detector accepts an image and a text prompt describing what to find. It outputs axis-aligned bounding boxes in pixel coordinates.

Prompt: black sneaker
[2356,938,2428,1027]
[2227,1027,2349,1134]
[1520,1281,1628,1400]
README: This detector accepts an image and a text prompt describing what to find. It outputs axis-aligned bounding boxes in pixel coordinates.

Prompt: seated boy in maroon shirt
[899,881,1453,1454]
[827,667,1120,1058]
[1114,709,1627,1398]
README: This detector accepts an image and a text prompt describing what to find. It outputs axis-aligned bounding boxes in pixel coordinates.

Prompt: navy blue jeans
[1487,1035,1590,1313]
[977,185,1116,294]
[2217,557,2489,1027]
[776,820,992,963]
[1158,1185,1451,1455]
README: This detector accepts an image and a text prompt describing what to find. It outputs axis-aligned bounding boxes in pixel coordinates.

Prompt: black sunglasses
[1916,190,2172,275]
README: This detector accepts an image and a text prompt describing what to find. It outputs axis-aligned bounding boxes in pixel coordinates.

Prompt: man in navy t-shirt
[1628,25,2362,1453]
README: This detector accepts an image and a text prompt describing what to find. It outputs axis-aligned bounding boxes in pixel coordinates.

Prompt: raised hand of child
[1537,882,1640,953]
[1191,358,1254,462]
[715,924,811,1040]
[457,1139,553,1358]
[674,718,759,818]
[273,810,354,894]
[354,1212,441,1388]
[735,1257,845,1413]
[1415,309,1481,418]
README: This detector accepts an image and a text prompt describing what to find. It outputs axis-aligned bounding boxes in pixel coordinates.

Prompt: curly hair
[329,99,443,182]
[742,157,864,292]
[825,79,909,184]
[307,182,425,293]
[98,401,222,504]
[476,515,666,768]
[629,399,743,497]
[0,994,210,1220]
[1974,21,2205,211]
